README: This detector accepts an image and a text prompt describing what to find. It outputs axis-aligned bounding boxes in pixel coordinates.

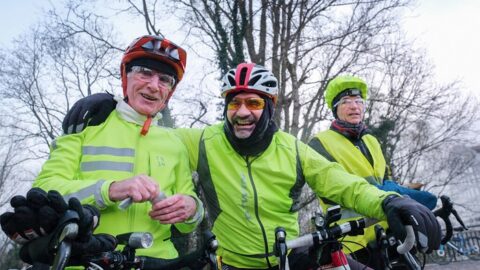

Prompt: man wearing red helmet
[1,35,203,263]
[37,63,440,269]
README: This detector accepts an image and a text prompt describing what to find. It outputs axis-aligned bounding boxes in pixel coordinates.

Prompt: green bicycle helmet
[324,75,368,110]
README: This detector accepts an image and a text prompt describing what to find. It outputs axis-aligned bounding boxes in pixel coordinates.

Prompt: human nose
[347,101,363,109]
[146,75,171,93]
[235,102,251,116]
[145,75,161,90]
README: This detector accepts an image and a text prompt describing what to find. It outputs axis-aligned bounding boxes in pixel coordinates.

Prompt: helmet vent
[239,67,248,85]
[262,80,277,87]
[252,69,267,75]
[228,75,236,87]
[248,75,261,86]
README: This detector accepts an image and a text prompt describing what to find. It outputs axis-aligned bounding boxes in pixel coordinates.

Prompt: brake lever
[274,227,288,270]
[51,210,81,270]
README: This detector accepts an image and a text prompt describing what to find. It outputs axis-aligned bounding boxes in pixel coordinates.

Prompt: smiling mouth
[141,93,159,101]
[234,119,255,126]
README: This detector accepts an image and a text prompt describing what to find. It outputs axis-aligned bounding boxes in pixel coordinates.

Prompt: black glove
[19,232,117,266]
[62,92,116,134]
[0,188,71,243]
[382,195,441,253]
[14,195,115,266]
[1,188,101,246]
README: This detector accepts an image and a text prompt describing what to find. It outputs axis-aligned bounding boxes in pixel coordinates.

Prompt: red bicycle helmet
[120,35,187,98]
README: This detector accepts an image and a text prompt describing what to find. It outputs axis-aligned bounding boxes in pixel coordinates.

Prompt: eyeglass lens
[228,98,265,110]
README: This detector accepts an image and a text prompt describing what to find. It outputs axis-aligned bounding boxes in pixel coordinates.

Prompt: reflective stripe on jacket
[34,101,201,259]
[311,129,388,253]
[177,123,392,268]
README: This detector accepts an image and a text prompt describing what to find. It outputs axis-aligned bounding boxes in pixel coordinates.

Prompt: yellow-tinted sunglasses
[227,97,265,110]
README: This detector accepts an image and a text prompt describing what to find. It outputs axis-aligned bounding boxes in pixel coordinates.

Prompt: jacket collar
[114,96,162,127]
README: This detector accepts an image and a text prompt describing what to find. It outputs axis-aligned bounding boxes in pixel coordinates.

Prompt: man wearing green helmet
[309,75,437,269]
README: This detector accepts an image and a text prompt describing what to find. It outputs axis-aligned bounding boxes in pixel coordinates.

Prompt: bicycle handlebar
[38,220,218,270]
[52,223,79,270]
[286,218,415,254]
[433,195,467,244]
[86,248,210,270]
[396,225,415,254]
[84,230,219,270]
[275,217,417,270]
[284,218,376,250]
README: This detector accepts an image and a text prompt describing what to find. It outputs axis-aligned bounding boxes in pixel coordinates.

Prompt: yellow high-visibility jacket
[34,99,202,259]
[176,123,394,268]
[310,129,388,253]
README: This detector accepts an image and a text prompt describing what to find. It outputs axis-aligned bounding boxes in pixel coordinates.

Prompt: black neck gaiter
[223,94,278,157]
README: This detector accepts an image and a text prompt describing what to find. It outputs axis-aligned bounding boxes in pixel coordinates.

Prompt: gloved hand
[382,195,441,253]
[376,180,438,210]
[62,92,116,134]
[0,189,116,266]
[19,232,117,266]
[0,188,75,243]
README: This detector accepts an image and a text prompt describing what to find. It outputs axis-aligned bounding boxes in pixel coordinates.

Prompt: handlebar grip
[286,233,316,250]
[51,222,79,270]
[396,225,415,254]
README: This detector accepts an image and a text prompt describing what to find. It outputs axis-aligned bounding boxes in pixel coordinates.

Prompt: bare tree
[0,141,34,264]
[360,37,480,183]
[173,0,413,139]
[0,15,122,265]
[0,4,120,158]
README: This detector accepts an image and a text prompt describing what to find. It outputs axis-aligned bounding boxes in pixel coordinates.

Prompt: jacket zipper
[245,156,272,268]
[129,128,143,231]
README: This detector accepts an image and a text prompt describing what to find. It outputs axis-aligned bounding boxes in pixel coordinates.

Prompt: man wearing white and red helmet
[55,63,440,269]
[1,35,203,265]
[176,63,439,269]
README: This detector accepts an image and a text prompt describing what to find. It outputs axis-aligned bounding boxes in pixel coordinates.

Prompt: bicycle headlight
[128,232,154,249]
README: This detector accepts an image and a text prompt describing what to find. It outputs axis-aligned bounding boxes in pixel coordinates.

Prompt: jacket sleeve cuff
[98,179,116,209]
[183,196,204,225]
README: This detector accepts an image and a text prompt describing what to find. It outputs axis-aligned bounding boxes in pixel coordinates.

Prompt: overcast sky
[1,0,479,98]
[401,0,480,98]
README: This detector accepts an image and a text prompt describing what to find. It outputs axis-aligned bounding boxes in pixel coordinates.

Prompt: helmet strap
[121,64,128,96]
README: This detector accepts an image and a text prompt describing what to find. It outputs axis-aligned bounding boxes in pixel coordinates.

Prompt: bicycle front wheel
[429,248,453,265]
[466,237,480,260]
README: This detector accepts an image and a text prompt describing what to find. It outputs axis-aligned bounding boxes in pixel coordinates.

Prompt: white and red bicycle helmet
[221,63,278,104]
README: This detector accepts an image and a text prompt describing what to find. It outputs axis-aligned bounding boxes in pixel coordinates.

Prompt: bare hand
[149,195,196,224]
[109,174,159,202]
